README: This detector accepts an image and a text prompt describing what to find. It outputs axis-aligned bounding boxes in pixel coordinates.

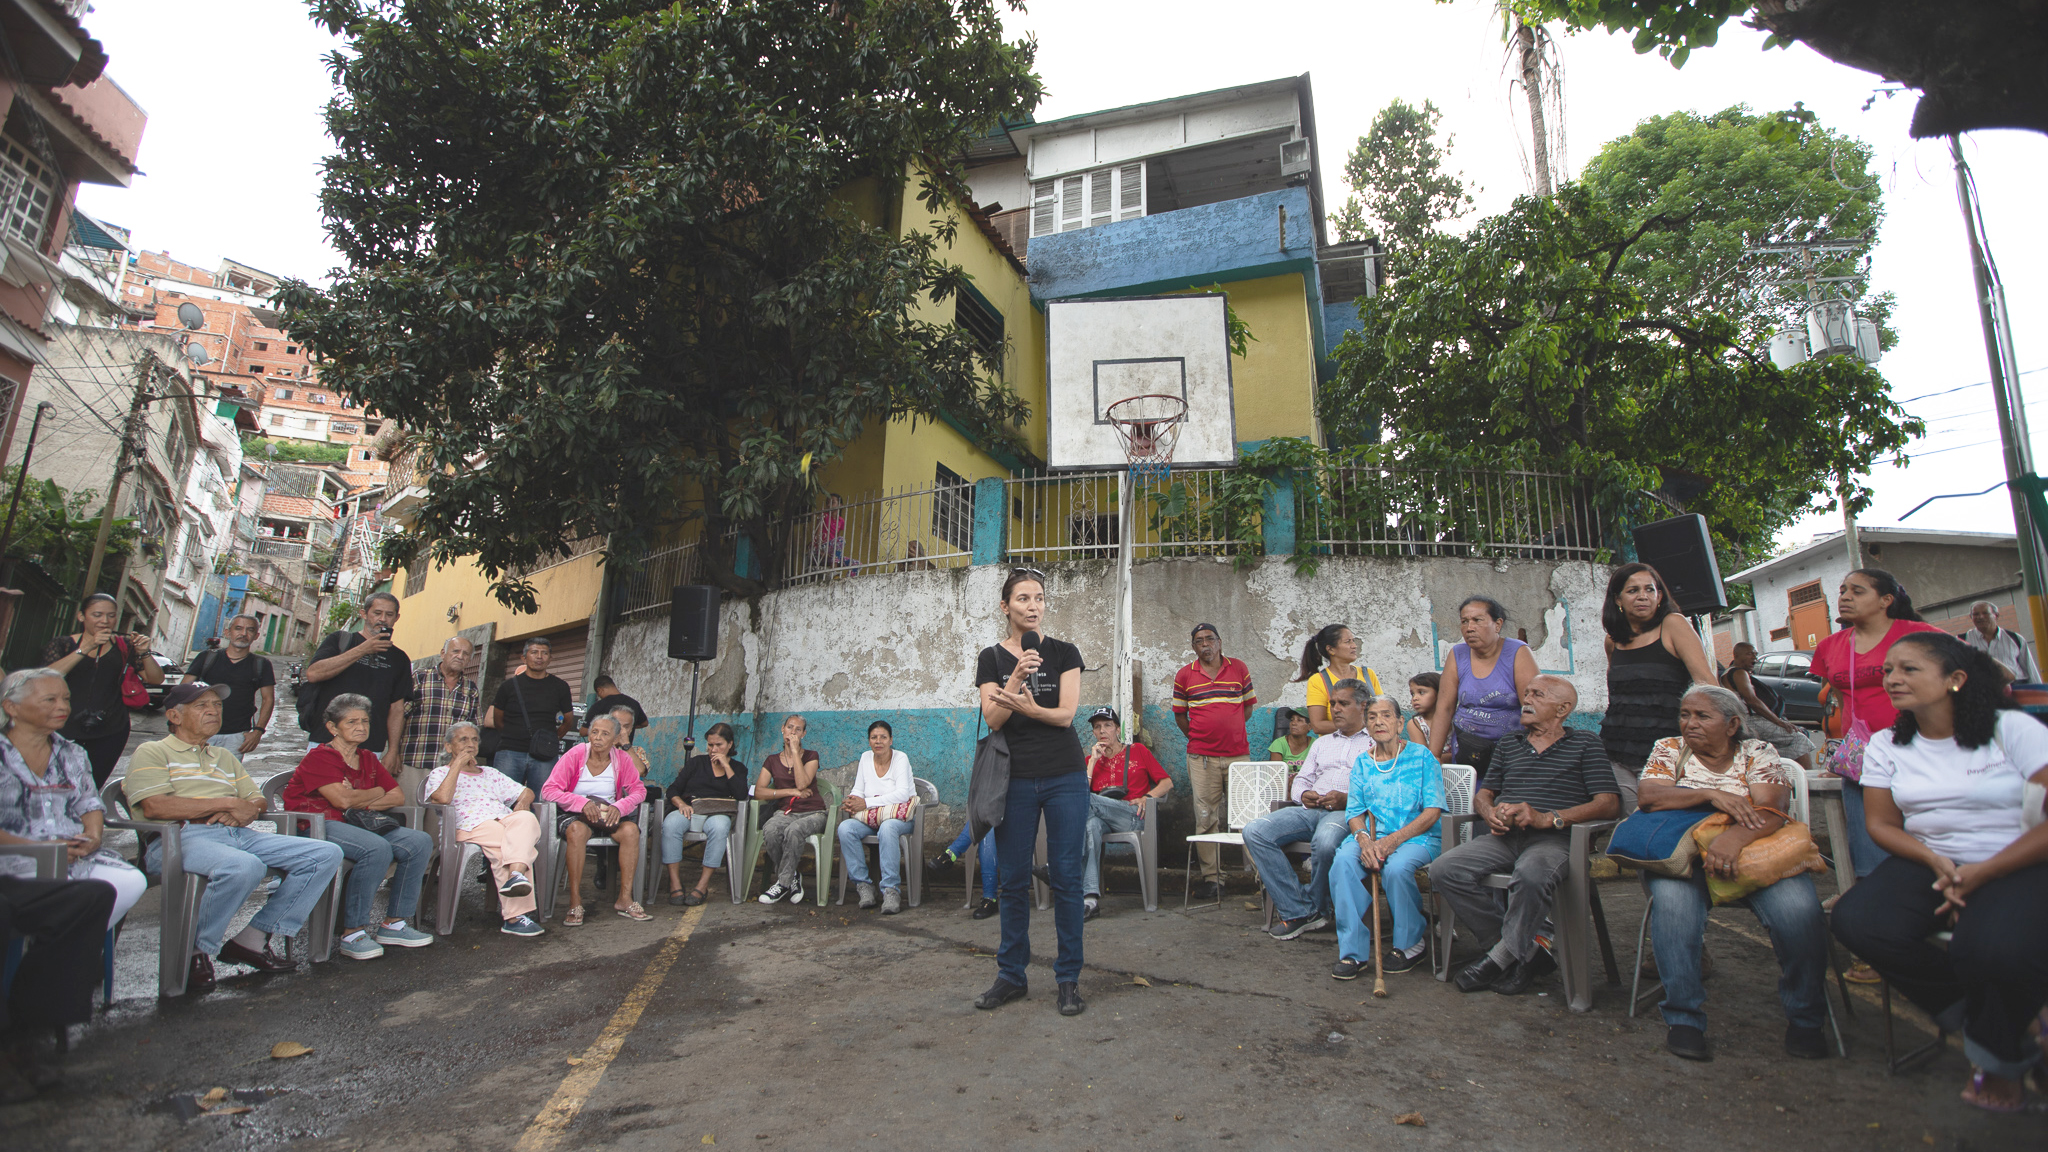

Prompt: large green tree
[1319,185,1919,561]
[279,0,1041,607]
[1330,98,1474,251]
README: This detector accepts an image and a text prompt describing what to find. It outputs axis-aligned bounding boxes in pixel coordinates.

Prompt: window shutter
[1087,167,1114,228]
[1117,163,1145,220]
[1059,175,1085,231]
[1031,180,1057,238]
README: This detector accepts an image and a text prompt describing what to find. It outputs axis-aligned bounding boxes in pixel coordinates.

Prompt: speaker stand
[682,659,701,758]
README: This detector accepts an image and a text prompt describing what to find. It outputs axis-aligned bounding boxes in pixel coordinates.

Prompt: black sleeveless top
[1601,638,1690,772]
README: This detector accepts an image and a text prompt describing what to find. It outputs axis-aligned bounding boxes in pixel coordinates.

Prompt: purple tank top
[1453,638,1526,739]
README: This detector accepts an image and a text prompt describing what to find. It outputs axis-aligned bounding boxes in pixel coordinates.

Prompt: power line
[1896,365,2047,405]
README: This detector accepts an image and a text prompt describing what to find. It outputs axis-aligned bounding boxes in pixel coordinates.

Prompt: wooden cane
[1368,811,1387,998]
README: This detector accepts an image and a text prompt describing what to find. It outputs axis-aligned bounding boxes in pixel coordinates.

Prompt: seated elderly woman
[0,668,147,928]
[541,713,651,924]
[836,720,917,914]
[1328,695,1443,981]
[1635,684,1829,1063]
[1833,634,2048,1112]
[284,693,438,959]
[424,722,544,938]
[661,722,749,906]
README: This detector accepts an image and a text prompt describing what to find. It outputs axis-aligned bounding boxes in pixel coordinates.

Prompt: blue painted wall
[1028,186,1320,303]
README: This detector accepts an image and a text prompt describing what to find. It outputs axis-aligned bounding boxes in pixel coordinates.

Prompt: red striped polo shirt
[1173,657,1256,757]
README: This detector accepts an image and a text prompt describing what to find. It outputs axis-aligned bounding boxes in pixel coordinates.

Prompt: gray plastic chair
[420,800,546,935]
[0,842,65,878]
[99,777,342,996]
[656,800,752,904]
[263,770,424,931]
[1432,807,1619,1012]
[836,778,932,908]
[537,799,655,920]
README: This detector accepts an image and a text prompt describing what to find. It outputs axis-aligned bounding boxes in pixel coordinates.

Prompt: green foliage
[243,435,348,464]
[1320,184,1922,559]
[1578,105,1890,348]
[280,0,1043,609]
[1330,99,1474,250]
[1181,284,1258,358]
[0,470,137,582]
[1490,2,1759,66]
[326,597,360,633]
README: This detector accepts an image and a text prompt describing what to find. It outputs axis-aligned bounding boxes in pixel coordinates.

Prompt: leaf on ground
[1242,901,1261,911]
[270,1041,313,1059]
[1128,976,1150,987]
[200,1087,229,1105]
[566,1057,583,1066]
[702,1136,716,1145]
[1394,1112,1426,1127]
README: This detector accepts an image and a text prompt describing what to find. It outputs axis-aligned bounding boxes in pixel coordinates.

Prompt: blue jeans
[1648,870,1828,1032]
[1082,792,1144,898]
[494,749,558,794]
[662,810,734,867]
[995,770,1088,987]
[322,820,434,930]
[1332,838,1437,957]
[147,824,343,956]
[1840,778,1889,878]
[838,817,913,891]
[1241,806,1351,921]
[945,825,1000,900]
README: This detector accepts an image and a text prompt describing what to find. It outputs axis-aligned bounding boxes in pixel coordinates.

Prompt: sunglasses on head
[1010,566,1047,582]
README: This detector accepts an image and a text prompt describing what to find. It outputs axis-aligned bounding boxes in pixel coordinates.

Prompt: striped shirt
[1480,728,1616,813]
[123,735,261,804]
[1173,657,1257,758]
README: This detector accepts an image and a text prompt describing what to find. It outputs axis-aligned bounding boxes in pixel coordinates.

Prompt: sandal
[562,905,585,927]
[616,902,652,922]
[1844,961,1881,984]
[1961,1069,2027,1114]
[682,890,706,906]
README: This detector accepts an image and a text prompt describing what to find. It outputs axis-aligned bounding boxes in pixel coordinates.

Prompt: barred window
[0,132,56,249]
[933,464,975,552]
[954,289,1004,370]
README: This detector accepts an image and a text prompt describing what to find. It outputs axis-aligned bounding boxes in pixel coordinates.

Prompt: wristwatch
[1551,810,1571,831]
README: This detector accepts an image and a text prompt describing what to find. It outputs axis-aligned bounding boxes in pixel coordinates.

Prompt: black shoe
[1523,945,1559,979]
[1454,956,1507,993]
[1031,864,1052,886]
[1057,982,1085,1016]
[1490,958,1534,995]
[219,939,296,973]
[1666,1024,1712,1061]
[1382,947,1427,975]
[1330,958,1367,981]
[927,851,958,872]
[971,897,998,920]
[1082,896,1100,922]
[183,952,217,996]
[1189,880,1224,903]
[1784,1024,1829,1060]
[974,978,1027,1010]
[1269,913,1328,941]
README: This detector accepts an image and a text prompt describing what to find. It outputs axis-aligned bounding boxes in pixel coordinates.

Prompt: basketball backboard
[1044,294,1237,470]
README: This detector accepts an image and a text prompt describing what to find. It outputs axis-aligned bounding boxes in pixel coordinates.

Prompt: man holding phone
[302,592,416,778]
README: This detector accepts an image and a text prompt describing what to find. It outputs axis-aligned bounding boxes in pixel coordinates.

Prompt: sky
[72,0,2048,551]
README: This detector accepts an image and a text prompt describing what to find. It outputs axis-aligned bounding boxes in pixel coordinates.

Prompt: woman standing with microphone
[975,568,1089,1017]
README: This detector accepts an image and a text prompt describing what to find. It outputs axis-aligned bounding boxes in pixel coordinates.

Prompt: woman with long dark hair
[1294,624,1380,735]
[661,721,748,905]
[40,592,163,787]
[1600,563,1715,810]
[1832,633,2048,1111]
[1808,568,1941,882]
[974,568,1088,1017]
[1426,595,1537,778]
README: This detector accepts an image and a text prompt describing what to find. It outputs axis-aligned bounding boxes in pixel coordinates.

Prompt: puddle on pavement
[148,1087,290,1122]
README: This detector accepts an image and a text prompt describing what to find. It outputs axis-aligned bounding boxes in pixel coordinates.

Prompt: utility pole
[82,355,155,599]
[0,401,55,559]
[1951,135,2048,649]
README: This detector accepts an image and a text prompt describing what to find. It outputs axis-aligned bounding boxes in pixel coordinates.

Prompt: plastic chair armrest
[0,843,66,878]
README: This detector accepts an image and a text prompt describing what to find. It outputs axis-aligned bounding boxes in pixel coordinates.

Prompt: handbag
[859,796,919,829]
[1099,747,1132,800]
[117,639,150,708]
[1823,642,1872,783]
[964,659,1011,846]
[343,807,403,835]
[1606,807,1712,877]
[511,676,560,760]
[1692,807,1827,905]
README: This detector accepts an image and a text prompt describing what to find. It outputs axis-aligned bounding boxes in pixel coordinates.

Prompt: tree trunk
[1516,21,1553,198]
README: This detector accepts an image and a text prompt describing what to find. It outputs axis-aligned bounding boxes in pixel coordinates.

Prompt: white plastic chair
[836,778,932,908]
[537,799,655,920]
[656,800,753,905]
[1182,761,1288,909]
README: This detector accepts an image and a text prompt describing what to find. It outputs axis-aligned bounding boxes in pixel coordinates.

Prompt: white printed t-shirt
[1860,710,2048,864]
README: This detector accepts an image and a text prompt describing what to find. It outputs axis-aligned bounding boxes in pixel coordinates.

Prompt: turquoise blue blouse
[1345,741,1447,851]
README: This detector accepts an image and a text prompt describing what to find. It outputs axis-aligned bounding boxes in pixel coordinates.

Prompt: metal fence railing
[612,540,710,621]
[1004,469,1247,563]
[1300,466,1602,560]
[782,484,974,587]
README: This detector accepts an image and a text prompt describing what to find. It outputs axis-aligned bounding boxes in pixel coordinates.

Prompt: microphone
[1022,630,1042,651]
[1021,631,1044,695]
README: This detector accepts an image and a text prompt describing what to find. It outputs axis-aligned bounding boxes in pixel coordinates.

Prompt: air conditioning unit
[1278,137,1311,177]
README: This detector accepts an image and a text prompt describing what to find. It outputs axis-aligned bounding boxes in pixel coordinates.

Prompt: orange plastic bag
[1692,808,1827,905]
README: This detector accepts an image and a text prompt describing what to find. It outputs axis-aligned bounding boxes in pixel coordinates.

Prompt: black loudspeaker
[668,585,719,660]
[1632,514,1728,615]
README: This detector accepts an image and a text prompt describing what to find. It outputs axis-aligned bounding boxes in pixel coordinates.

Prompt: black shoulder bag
[964,646,1012,845]
[511,676,560,759]
[296,633,355,736]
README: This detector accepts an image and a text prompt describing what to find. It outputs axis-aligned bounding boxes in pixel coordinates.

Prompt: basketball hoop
[1105,394,1187,483]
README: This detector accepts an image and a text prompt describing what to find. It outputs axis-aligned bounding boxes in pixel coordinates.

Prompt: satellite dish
[186,344,212,367]
[177,302,205,330]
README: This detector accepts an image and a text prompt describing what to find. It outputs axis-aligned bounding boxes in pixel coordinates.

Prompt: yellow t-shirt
[122,736,260,804]
[1303,664,1384,711]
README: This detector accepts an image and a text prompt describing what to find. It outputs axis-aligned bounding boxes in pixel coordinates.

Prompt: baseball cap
[1088,706,1121,726]
[163,681,231,710]
[1190,623,1219,639]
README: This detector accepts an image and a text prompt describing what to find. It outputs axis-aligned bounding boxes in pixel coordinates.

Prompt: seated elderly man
[1245,679,1375,940]
[425,722,544,938]
[1428,674,1620,995]
[125,682,344,994]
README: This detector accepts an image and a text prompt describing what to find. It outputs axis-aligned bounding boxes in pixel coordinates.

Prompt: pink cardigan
[540,743,648,815]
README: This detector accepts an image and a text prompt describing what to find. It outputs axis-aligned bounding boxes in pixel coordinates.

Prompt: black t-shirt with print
[976,638,1087,779]
[189,648,276,734]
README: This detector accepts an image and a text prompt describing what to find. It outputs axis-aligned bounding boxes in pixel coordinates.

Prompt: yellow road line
[516,904,707,1151]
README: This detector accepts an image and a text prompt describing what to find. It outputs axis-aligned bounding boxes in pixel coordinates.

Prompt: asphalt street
[4,715,2042,1150]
